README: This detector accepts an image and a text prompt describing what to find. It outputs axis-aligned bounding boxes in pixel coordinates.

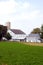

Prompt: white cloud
[0,0,40,21]
[0,0,43,34]
[0,0,31,23]
[13,10,40,21]
[22,2,30,8]
[0,0,30,15]
[29,10,40,20]
[0,1,17,15]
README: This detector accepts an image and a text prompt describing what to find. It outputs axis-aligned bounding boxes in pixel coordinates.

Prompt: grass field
[0,42,43,65]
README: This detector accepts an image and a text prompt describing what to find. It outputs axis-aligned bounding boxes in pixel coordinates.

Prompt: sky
[0,0,43,34]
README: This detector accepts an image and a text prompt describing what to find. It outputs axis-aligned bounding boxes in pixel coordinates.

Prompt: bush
[5,33,12,40]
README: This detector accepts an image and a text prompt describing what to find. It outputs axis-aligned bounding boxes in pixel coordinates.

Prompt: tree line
[0,25,11,41]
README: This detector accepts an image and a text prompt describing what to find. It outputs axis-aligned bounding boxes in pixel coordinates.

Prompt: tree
[41,24,43,32]
[40,25,43,40]
[40,33,43,39]
[2,26,7,37]
[0,32,2,41]
[5,33,12,40]
[0,25,7,40]
[31,28,41,34]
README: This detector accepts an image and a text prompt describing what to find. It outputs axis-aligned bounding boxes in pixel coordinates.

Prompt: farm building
[26,33,41,42]
[6,21,26,41]
[8,29,26,41]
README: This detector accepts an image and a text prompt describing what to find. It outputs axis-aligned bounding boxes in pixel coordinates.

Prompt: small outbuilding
[26,33,41,42]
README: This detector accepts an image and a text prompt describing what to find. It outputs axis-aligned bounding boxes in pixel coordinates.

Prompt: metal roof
[28,33,40,37]
[10,29,26,34]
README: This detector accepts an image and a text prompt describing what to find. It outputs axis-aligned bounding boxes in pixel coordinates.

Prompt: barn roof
[10,29,26,34]
[28,33,40,37]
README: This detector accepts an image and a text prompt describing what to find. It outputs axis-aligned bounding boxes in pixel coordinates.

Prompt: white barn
[5,22,26,42]
[26,33,41,42]
[8,29,26,42]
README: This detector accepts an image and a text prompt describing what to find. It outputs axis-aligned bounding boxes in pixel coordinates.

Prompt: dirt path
[20,42,43,46]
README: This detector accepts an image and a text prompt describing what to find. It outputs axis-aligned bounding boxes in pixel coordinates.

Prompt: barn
[26,33,41,42]
[8,29,26,42]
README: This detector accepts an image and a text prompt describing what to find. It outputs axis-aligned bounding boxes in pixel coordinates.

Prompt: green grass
[0,42,43,65]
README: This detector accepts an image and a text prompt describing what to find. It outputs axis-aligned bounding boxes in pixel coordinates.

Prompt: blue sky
[0,0,43,34]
